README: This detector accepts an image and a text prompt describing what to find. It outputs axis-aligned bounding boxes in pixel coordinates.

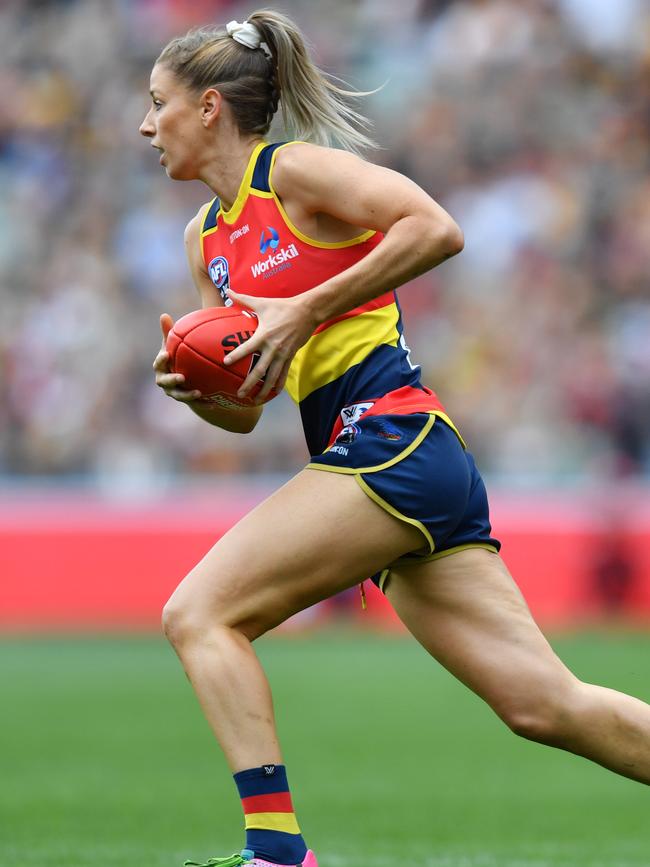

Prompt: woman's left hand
[224,288,318,403]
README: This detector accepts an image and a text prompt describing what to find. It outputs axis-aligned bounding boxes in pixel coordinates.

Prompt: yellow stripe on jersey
[285,303,401,404]
[220,141,269,225]
[269,142,377,249]
[244,812,302,835]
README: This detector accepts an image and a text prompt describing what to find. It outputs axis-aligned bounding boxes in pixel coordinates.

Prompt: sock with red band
[234,764,308,865]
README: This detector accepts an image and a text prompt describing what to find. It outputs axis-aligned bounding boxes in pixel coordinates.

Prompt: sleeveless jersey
[200,141,458,456]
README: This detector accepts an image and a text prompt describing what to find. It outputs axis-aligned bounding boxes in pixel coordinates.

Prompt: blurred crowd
[1,0,650,489]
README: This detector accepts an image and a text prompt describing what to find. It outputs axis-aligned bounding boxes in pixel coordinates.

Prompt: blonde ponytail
[157,9,376,153]
[247,9,376,152]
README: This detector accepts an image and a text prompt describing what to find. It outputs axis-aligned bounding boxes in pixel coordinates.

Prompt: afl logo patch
[208,256,230,289]
[208,256,231,305]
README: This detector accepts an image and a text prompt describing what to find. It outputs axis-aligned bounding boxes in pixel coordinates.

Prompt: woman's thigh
[386,549,578,721]
[165,467,423,638]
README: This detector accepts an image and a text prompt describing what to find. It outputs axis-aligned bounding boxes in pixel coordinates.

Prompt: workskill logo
[251,225,300,280]
[260,226,280,253]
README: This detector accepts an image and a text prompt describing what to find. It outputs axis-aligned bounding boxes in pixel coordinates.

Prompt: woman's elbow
[447,222,465,256]
[433,219,464,259]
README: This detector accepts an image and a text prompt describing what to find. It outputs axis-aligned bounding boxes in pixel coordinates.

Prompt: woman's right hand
[153,313,202,403]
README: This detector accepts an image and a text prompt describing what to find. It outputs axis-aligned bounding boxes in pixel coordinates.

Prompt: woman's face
[139,64,204,181]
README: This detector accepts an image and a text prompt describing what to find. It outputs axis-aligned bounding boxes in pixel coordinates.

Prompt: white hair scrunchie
[226,19,272,60]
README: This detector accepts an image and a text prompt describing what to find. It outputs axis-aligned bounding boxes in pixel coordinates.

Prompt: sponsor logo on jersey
[340,401,374,426]
[377,420,402,441]
[250,242,300,279]
[260,226,280,253]
[208,255,232,305]
[329,445,349,456]
[229,224,250,244]
[336,422,361,445]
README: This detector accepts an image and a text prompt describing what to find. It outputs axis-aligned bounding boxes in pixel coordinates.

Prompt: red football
[165,306,277,408]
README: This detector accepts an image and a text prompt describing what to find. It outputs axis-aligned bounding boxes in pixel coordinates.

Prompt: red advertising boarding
[2,487,650,632]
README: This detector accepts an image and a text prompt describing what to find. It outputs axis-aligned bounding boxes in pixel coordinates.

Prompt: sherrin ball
[165,306,278,408]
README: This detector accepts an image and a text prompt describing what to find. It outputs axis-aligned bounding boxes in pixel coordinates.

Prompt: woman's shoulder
[271,141,321,184]
[184,200,214,243]
[271,141,369,204]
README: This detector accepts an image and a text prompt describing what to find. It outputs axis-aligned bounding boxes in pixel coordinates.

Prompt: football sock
[234,764,308,865]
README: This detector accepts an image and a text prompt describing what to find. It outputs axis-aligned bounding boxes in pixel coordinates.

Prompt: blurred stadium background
[2,1,650,865]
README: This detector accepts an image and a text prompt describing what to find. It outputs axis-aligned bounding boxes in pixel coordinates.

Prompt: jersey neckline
[219,139,269,225]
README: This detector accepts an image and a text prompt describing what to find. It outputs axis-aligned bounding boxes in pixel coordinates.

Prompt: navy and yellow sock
[234,764,307,864]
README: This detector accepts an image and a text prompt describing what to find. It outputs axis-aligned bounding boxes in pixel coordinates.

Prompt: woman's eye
[152,100,163,110]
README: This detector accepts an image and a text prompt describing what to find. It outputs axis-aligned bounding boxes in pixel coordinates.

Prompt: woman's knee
[161,580,270,648]
[496,675,583,745]
[161,594,195,647]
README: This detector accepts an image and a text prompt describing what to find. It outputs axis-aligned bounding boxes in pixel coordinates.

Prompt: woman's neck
[199,134,264,209]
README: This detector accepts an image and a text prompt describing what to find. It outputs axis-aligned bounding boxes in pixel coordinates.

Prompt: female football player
[141,11,650,867]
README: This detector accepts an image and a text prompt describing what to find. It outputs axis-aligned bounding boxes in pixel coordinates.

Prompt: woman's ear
[200,88,222,127]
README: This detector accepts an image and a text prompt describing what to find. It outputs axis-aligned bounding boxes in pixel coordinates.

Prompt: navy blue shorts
[307,413,500,592]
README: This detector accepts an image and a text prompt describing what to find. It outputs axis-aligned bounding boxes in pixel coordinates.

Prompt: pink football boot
[242,851,318,867]
[184,851,318,867]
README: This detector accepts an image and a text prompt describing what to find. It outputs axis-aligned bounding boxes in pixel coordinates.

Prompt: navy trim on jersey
[203,197,221,232]
[251,142,287,192]
[301,341,425,456]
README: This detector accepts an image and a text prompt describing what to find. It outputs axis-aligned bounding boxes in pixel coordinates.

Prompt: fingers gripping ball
[166,307,278,408]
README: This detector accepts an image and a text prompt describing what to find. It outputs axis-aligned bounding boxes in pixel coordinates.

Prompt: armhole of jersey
[250,141,287,193]
[200,197,220,263]
[202,196,220,233]
[267,142,377,250]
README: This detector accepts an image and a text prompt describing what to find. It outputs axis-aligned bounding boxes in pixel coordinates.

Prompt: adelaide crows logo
[260,226,280,254]
[336,423,361,445]
[208,255,231,304]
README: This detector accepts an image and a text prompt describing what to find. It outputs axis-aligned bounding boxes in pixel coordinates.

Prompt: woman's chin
[164,162,195,181]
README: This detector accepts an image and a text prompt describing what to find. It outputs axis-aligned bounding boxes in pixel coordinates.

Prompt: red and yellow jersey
[200,141,457,455]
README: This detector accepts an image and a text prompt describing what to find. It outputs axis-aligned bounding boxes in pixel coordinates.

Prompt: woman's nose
[139,109,154,137]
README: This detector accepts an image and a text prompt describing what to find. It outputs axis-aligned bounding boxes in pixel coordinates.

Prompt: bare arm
[274,143,463,324]
[153,205,263,433]
[225,143,463,401]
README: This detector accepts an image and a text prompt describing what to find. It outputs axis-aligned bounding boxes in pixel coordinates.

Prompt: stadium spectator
[1,0,649,484]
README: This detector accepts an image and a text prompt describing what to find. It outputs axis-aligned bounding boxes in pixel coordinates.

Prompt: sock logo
[263,765,276,776]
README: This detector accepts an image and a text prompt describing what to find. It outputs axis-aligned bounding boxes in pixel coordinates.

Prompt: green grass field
[2,631,649,866]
